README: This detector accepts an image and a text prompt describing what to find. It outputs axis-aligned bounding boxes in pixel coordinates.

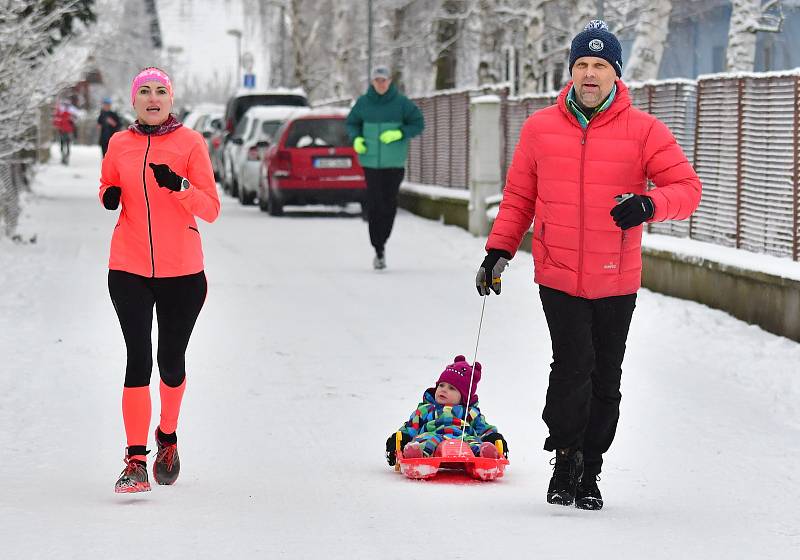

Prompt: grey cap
[371,65,391,80]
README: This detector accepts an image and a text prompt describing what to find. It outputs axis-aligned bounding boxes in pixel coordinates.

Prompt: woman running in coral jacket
[99,67,220,493]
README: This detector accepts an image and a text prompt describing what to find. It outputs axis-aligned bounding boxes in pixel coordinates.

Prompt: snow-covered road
[1,146,798,559]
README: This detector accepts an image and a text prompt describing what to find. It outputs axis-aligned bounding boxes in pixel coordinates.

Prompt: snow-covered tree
[624,1,673,82]
[727,0,762,72]
[91,0,161,107]
[0,0,96,239]
[726,0,784,72]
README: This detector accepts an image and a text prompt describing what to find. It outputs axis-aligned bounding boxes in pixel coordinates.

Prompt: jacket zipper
[577,128,588,296]
[619,231,626,274]
[142,136,155,277]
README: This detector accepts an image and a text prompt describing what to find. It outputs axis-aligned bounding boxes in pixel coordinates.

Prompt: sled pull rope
[460,294,487,448]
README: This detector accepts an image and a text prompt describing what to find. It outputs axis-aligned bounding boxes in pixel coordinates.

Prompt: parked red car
[258,110,366,215]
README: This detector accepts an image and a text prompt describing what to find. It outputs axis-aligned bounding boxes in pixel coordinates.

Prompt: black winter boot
[546,448,583,506]
[576,473,603,510]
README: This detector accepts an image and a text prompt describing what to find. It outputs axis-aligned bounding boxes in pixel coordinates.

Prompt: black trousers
[363,167,405,255]
[539,285,637,476]
[108,270,207,388]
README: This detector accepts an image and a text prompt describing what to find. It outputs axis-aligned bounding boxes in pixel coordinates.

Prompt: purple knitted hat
[436,355,482,406]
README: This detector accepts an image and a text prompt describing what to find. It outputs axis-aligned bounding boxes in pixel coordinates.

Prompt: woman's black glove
[102,186,121,210]
[149,162,183,192]
[610,193,654,230]
[385,432,411,466]
[476,249,512,295]
[481,432,509,458]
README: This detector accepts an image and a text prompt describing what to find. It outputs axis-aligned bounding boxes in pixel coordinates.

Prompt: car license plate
[314,157,351,169]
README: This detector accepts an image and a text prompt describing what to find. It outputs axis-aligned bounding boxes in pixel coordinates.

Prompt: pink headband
[130,68,173,106]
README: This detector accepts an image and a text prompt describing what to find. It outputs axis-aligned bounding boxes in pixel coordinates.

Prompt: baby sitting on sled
[385,355,508,465]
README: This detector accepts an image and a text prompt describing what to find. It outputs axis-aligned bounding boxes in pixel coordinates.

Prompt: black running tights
[108,270,207,388]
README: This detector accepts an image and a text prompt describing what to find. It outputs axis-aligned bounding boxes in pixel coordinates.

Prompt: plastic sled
[394,433,509,481]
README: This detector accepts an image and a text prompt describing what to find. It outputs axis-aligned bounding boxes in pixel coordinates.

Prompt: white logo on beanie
[589,39,604,52]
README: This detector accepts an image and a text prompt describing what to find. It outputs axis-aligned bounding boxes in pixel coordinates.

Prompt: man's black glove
[476,249,511,295]
[102,186,121,210]
[385,432,411,466]
[481,432,509,458]
[610,193,654,230]
[149,163,183,192]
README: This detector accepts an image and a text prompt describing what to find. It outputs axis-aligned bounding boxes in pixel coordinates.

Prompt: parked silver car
[224,105,307,204]
[219,89,309,195]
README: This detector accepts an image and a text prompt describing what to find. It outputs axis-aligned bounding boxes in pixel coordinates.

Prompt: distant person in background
[97,97,121,157]
[99,67,220,493]
[52,99,79,165]
[346,65,424,270]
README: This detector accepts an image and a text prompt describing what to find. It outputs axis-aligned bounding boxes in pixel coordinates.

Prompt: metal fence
[406,92,471,189]
[691,73,800,259]
[496,80,698,238]
[319,71,800,261]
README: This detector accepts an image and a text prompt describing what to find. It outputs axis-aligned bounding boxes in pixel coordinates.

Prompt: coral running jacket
[99,126,220,278]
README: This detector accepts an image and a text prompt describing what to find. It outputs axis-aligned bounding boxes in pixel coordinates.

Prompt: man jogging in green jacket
[346,65,424,269]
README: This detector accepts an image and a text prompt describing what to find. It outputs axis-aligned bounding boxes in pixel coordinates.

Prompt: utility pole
[227,29,243,89]
[367,0,373,85]
[280,4,286,84]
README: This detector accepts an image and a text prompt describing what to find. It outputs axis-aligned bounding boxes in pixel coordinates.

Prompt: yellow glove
[379,129,403,144]
[353,136,367,154]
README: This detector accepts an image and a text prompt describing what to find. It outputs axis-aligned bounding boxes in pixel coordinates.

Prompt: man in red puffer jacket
[476,20,701,511]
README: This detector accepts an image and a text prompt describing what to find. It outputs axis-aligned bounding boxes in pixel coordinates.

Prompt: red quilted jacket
[487,80,701,299]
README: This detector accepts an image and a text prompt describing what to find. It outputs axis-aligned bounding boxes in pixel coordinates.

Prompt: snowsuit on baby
[396,388,499,456]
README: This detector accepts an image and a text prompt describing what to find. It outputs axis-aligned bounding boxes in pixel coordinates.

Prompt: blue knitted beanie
[569,20,623,77]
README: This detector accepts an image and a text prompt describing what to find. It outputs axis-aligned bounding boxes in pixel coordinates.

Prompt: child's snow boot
[153,428,180,485]
[546,448,583,506]
[114,453,151,493]
[402,442,423,459]
[575,473,603,510]
[478,441,500,459]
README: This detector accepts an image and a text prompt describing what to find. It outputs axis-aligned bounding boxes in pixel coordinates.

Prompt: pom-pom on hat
[569,20,623,77]
[130,67,173,106]
[436,355,482,406]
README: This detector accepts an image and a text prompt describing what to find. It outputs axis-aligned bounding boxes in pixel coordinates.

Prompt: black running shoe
[576,474,603,510]
[546,448,583,506]
[153,428,180,485]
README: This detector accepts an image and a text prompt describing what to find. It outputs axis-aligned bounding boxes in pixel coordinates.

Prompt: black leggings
[108,270,207,388]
